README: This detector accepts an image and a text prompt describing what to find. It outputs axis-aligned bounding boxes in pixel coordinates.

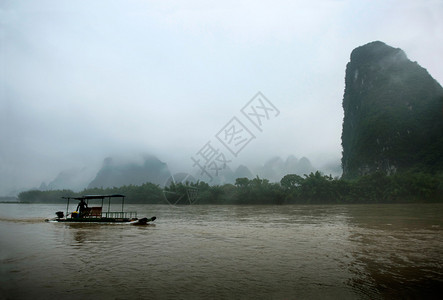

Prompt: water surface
[1,203,442,299]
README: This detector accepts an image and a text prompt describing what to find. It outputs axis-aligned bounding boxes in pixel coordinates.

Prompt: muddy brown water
[1,203,442,299]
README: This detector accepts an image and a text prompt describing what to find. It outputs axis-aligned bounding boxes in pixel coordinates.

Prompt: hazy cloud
[1,0,442,195]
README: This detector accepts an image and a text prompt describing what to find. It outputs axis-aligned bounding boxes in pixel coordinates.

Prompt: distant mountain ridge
[203,155,317,185]
[38,154,326,191]
[254,155,316,182]
[42,168,95,192]
[87,155,172,188]
[341,41,443,178]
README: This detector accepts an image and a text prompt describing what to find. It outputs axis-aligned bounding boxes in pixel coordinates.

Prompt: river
[1,203,442,299]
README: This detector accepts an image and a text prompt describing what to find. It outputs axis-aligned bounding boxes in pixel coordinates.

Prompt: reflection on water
[0,203,442,299]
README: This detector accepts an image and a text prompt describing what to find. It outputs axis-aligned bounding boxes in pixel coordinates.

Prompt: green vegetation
[15,42,443,206]
[18,182,164,204]
[18,171,443,204]
[341,41,443,178]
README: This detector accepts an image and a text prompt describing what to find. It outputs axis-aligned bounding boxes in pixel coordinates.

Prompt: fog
[1,0,442,195]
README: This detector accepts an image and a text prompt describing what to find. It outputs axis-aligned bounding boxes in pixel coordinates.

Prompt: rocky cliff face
[341,41,443,178]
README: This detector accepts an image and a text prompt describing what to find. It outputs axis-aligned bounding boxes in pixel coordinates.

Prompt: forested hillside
[341,41,443,178]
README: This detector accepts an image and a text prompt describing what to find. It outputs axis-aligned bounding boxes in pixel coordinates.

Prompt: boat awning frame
[62,194,126,217]
[62,194,125,201]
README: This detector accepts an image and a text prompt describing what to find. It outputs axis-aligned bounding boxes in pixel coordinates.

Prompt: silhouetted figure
[76,199,88,218]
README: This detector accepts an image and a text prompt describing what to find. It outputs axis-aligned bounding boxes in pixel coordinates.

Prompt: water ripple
[1,203,442,299]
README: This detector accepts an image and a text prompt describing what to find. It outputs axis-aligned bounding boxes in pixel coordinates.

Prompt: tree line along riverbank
[17,171,443,205]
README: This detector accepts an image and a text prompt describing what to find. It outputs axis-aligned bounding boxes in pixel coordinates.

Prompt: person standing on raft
[76,199,88,218]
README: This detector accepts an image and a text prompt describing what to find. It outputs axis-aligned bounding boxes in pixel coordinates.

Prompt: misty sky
[1,0,442,195]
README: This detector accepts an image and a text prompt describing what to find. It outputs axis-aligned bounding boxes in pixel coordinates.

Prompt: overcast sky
[1,0,442,195]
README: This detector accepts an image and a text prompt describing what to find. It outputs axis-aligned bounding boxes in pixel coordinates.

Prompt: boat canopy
[62,194,125,200]
[61,194,128,218]
[53,194,146,222]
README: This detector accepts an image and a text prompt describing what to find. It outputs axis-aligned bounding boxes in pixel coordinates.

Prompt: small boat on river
[46,194,156,225]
